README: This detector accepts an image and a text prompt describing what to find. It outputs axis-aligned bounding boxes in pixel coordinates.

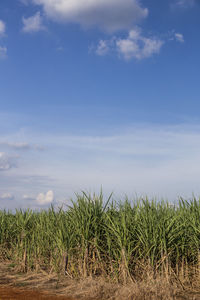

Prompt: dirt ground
[0,286,75,299]
[1,262,200,300]
[0,263,83,300]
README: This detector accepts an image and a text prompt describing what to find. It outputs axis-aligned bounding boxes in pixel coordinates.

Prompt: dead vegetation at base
[1,262,200,300]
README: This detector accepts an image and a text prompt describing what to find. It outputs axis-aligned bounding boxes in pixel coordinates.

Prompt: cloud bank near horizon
[1,122,200,208]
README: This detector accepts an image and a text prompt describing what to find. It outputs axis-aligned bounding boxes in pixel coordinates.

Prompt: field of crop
[1,191,200,289]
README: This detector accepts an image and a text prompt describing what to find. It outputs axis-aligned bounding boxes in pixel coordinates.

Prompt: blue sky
[0,0,200,208]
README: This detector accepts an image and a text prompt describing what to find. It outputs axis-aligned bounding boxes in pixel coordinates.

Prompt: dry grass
[1,262,200,300]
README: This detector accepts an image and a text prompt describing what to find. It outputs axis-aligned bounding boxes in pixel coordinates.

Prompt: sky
[0,0,200,209]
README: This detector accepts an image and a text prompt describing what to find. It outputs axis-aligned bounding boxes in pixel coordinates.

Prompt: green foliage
[1,193,200,281]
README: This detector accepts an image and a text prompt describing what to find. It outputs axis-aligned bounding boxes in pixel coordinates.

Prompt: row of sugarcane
[1,192,200,282]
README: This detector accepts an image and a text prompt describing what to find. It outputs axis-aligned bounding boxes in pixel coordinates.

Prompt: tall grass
[1,193,200,283]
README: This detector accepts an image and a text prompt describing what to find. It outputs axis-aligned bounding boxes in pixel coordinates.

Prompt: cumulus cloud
[95,28,164,60]
[22,11,45,33]
[0,152,16,171]
[22,191,54,206]
[116,28,164,60]
[36,190,54,205]
[0,193,14,200]
[174,33,184,43]
[0,20,6,36]
[95,39,113,56]
[26,0,148,32]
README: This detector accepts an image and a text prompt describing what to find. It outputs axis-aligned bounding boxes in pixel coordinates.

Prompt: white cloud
[36,190,54,205]
[28,0,148,32]
[0,141,44,151]
[168,31,185,43]
[96,39,112,56]
[22,191,54,206]
[4,118,200,204]
[0,193,14,200]
[174,0,195,8]
[0,21,7,60]
[24,123,200,201]
[0,142,31,150]
[116,28,164,60]
[0,20,6,36]
[95,28,164,60]
[0,46,7,59]
[175,33,184,43]
[0,152,16,171]
[22,11,45,33]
